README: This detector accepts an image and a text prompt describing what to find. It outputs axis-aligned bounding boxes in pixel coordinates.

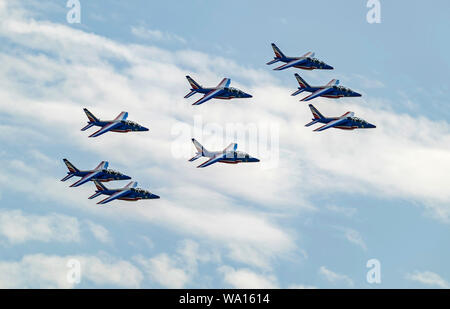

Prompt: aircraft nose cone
[354,92,362,97]
[245,93,253,98]
[124,175,132,180]
[141,127,149,131]
[253,158,260,162]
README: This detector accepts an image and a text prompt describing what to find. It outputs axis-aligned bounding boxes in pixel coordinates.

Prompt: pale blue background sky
[0,0,449,288]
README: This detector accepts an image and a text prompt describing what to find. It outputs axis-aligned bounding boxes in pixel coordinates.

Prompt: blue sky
[0,0,449,288]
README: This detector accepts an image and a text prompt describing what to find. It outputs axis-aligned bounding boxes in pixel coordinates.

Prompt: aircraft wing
[94,161,108,170]
[124,181,138,189]
[326,79,339,87]
[89,121,121,137]
[274,58,307,70]
[70,170,101,187]
[97,189,131,205]
[223,143,238,153]
[313,117,347,132]
[302,51,315,58]
[216,78,231,88]
[192,88,222,105]
[114,111,128,121]
[301,87,333,102]
[197,154,225,168]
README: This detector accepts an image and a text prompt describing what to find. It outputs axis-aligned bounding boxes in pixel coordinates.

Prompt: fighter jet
[81,108,149,138]
[292,74,362,102]
[266,43,333,71]
[89,180,160,205]
[189,138,260,168]
[305,104,376,132]
[184,76,252,106]
[61,159,131,187]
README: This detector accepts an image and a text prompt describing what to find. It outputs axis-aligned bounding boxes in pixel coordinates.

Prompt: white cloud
[342,228,367,251]
[218,266,279,289]
[135,239,214,288]
[326,205,357,218]
[85,221,112,244]
[0,1,449,288]
[288,284,317,289]
[0,209,80,244]
[406,271,449,289]
[0,254,143,288]
[131,25,186,44]
[318,266,354,287]
[135,253,189,288]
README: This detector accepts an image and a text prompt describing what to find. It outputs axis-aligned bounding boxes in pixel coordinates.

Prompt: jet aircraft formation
[62,42,376,205]
[62,109,159,205]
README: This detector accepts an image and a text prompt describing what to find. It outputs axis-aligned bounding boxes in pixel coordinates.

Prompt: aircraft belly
[219,160,240,164]
[334,126,356,130]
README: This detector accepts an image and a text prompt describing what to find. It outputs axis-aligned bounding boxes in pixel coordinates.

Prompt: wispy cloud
[0,254,143,288]
[406,271,449,289]
[0,209,80,244]
[319,266,354,287]
[131,25,186,44]
[218,266,279,289]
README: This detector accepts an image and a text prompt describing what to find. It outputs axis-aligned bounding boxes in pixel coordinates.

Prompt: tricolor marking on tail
[186,76,202,90]
[63,159,79,173]
[83,108,99,123]
[295,74,310,89]
[271,43,286,59]
[308,104,325,119]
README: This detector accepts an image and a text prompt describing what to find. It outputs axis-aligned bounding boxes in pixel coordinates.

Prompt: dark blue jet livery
[267,43,333,71]
[306,104,376,132]
[89,180,160,205]
[61,159,131,187]
[292,74,362,102]
[184,76,252,105]
[82,108,149,138]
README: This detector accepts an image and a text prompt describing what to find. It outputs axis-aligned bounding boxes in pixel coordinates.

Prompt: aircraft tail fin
[271,43,286,59]
[188,153,203,162]
[191,138,210,156]
[63,159,79,173]
[186,76,202,90]
[83,108,99,123]
[308,104,325,119]
[295,74,310,89]
[305,119,320,127]
[93,180,107,192]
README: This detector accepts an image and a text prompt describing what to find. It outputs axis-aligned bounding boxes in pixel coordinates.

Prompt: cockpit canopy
[105,169,123,175]
[333,86,352,92]
[123,120,140,127]
[225,87,243,94]
[132,188,150,195]
[311,58,325,65]
[348,117,366,123]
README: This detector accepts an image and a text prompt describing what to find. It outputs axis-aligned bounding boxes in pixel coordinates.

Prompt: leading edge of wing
[301,87,333,102]
[89,122,121,137]
[274,58,307,71]
[70,170,101,187]
[216,78,231,88]
[192,88,222,105]
[97,189,131,205]
[197,154,224,168]
[313,117,347,132]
